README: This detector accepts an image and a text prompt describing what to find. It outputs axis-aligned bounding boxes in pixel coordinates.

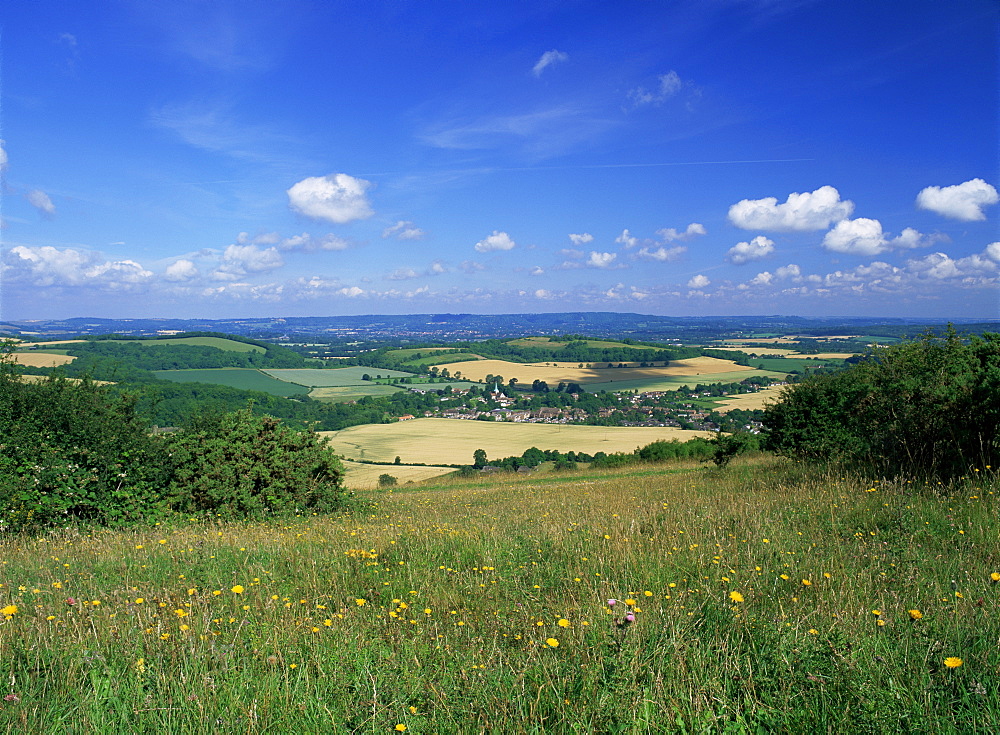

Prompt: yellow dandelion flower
[1,604,17,616]
[808,629,819,635]
[779,574,790,581]
[395,726,407,732]
[231,585,244,594]
[557,618,571,627]
[801,579,812,586]
[546,637,559,648]
[908,609,923,620]
[729,591,744,603]
[624,598,637,606]
[944,657,963,669]
[355,598,367,606]
[991,572,1000,583]
[135,598,145,605]
[871,610,881,616]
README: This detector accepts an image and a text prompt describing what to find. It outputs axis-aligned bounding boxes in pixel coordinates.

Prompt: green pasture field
[152,368,310,397]
[307,384,406,402]
[0,458,995,732]
[386,347,464,359]
[263,367,415,387]
[585,368,790,393]
[748,356,847,371]
[400,352,485,367]
[113,336,265,353]
[319,417,714,465]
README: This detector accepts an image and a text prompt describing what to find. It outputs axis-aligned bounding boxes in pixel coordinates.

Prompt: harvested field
[11,352,76,367]
[713,385,789,412]
[338,460,456,489]
[309,384,405,402]
[432,356,750,386]
[319,417,714,465]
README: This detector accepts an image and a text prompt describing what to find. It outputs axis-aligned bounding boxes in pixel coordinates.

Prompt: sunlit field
[8,353,76,368]
[320,418,715,465]
[1,458,996,732]
[432,356,759,386]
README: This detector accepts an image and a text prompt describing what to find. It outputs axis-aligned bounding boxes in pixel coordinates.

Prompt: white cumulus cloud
[728,186,853,231]
[568,232,593,245]
[615,229,639,248]
[587,251,618,268]
[687,274,710,289]
[775,264,801,279]
[3,245,152,288]
[916,178,998,221]
[533,49,568,77]
[164,259,199,282]
[822,219,940,256]
[657,223,706,241]
[727,235,775,264]
[474,230,516,253]
[985,242,1000,262]
[0,140,7,172]
[636,245,685,262]
[382,220,425,240]
[287,173,374,224]
[26,189,56,217]
[212,244,283,280]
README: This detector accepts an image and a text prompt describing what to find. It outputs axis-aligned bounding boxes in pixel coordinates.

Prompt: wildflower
[231,585,244,594]
[355,598,367,606]
[607,599,617,607]
[871,610,881,616]
[1,604,17,617]
[779,574,789,581]
[545,637,559,648]
[801,579,812,587]
[624,598,637,606]
[944,657,963,669]
[908,609,923,620]
[395,726,407,732]
[991,573,1000,584]
[135,598,145,605]
[557,618,571,628]
[729,591,744,603]
[808,629,819,635]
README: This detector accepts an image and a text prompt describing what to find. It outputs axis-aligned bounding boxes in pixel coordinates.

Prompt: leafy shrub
[0,348,173,530]
[763,329,1000,480]
[163,409,344,518]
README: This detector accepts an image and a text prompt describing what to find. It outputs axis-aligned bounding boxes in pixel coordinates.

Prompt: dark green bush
[0,350,173,530]
[163,409,344,518]
[763,329,1000,480]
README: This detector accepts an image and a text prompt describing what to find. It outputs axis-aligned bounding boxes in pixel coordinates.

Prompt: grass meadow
[0,457,996,733]
[152,369,310,398]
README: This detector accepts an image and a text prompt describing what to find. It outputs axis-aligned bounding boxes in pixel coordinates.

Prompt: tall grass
[1,457,997,733]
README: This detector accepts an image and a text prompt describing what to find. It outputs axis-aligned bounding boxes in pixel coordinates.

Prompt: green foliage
[378,473,398,488]
[163,409,344,518]
[711,431,763,467]
[0,346,173,530]
[763,329,1000,480]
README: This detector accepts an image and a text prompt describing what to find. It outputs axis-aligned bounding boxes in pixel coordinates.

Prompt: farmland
[153,368,310,397]
[434,355,785,388]
[116,336,265,353]
[9,352,76,367]
[506,336,661,350]
[320,417,714,465]
[264,367,416,387]
[338,459,457,489]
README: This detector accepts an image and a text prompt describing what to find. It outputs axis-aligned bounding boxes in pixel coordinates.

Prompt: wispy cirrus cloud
[532,49,568,77]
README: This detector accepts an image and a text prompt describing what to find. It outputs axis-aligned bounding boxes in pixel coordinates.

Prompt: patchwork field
[506,337,660,350]
[264,367,416,387]
[338,459,457,489]
[319,417,714,465]
[152,369,310,397]
[583,368,790,393]
[434,356,775,388]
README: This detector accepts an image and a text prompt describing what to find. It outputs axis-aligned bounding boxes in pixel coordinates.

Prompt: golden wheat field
[338,459,458,488]
[320,418,714,465]
[432,356,752,386]
[713,385,789,412]
[11,352,76,367]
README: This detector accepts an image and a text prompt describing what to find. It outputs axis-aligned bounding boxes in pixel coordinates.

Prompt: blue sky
[2,0,997,320]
